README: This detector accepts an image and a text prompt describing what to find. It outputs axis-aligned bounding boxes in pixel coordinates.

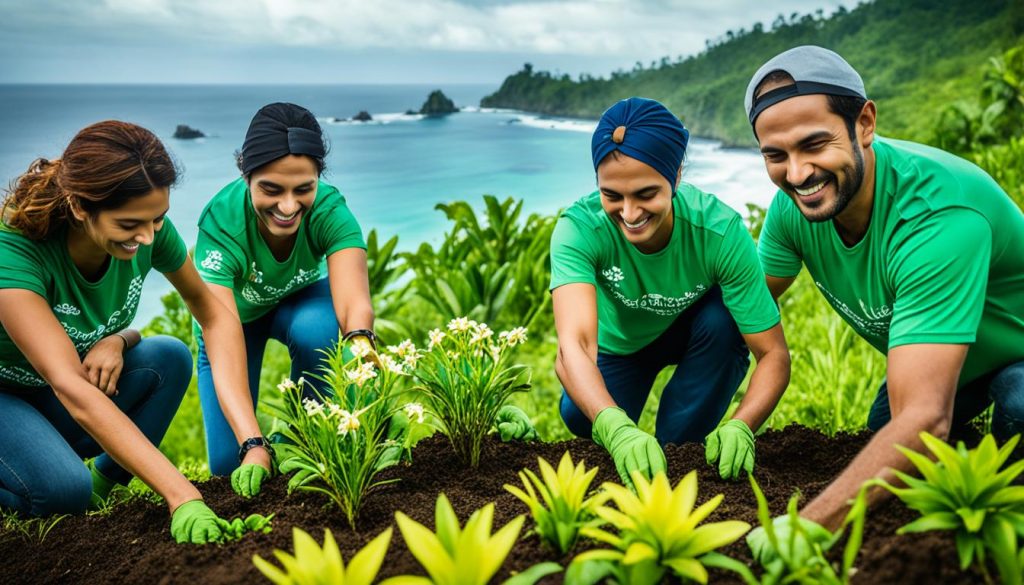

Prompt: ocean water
[0,84,777,325]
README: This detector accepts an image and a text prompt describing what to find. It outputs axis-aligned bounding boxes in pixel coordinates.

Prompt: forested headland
[481,0,1023,149]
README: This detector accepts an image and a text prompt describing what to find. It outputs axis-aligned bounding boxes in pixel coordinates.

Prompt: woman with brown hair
[0,120,259,544]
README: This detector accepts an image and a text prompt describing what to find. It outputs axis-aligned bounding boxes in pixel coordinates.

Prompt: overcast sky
[0,0,852,84]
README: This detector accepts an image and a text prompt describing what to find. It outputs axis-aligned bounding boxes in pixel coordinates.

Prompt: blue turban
[240,102,326,174]
[591,97,689,191]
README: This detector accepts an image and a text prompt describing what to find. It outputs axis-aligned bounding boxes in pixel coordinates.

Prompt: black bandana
[240,102,325,174]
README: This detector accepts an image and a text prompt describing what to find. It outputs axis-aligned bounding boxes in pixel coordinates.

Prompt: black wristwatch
[238,436,274,464]
[342,329,377,349]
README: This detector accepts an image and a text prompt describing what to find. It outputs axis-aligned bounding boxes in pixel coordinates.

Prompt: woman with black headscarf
[193,103,373,498]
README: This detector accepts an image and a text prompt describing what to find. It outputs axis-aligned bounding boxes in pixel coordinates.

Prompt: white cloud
[12,0,850,58]
[0,0,854,82]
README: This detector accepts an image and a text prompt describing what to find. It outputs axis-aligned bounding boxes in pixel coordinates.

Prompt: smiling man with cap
[744,46,1024,556]
[550,97,791,489]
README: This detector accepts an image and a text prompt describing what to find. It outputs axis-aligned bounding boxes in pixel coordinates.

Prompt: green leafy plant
[706,476,868,585]
[572,470,750,585]
[220,514,274,542]
[382,493,562,585]
[253,526,391,585]
[401,196,556,333]
[140,289,195,351]
[874,432,1024,585]
[365,229,407,299]
[412,318,531,467]
[504,451,601,555]
[267,337,416,528]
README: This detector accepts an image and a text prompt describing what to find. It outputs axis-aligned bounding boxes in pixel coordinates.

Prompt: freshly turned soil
[0,426,995,584]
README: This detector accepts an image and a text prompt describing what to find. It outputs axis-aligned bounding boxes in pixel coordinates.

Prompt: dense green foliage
[481,0,1023,147]
[933,45,1024,208]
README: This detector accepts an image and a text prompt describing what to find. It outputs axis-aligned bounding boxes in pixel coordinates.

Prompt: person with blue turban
[549,97,791,487]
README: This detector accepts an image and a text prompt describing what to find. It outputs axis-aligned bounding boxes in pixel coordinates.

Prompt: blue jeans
[560,287,751,445]
[0,335,191,516]
[867,359,1024,440]
[197,278,340,475]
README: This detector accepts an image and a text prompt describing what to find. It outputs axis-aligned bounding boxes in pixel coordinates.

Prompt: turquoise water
[0,84,776,324]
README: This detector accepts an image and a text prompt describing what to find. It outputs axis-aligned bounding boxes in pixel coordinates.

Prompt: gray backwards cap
[744,45,866,125]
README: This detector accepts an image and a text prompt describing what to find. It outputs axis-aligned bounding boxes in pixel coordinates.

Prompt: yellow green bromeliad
[504,451,602,555]
[382,493,562,585]
[572,470,750,585]
[253,526,391,585]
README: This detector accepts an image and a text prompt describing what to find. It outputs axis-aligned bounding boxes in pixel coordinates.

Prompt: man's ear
[858,100,877,149]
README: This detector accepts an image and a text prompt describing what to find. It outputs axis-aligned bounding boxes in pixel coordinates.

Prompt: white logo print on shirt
[815,281,892,337]
[201,250,224,272]
[601,265,707,316]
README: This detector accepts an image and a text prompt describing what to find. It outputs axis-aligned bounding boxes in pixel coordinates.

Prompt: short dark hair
[753,70,867,140]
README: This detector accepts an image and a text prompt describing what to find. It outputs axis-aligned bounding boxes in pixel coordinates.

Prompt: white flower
[402,351,421,369]
[336,405,371,437]
[327,403,344,418]
[336,410,361,437]
[470,323,494,345]
[277,378,298,393]
[387,339,417,358]
[499,327,528,347]
[447,350,460,360]
[379,353,406,375]
[345,362,378,386]
[403,402,425,424]
[349,337,373,358]
[428,328,446,349]
[447,317,473,332]
[488,343,502,362]
[303,398,325,418]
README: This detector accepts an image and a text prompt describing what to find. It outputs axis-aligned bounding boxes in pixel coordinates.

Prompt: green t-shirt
[550,184,780,355]
[0,218,188,388]
[194,178,366,325]
[759,137,1024,386]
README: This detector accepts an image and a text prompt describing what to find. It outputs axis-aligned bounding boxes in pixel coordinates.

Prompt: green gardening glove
[746,514,834,567]
[170,500,227,544]
[705,419,756,480]
[231,463,270,499]
[591,407,666,490]
[495,404,538,442]
[86,459,118,509]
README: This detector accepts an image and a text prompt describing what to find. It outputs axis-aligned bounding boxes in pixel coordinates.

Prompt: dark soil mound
[0,426,989,584]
